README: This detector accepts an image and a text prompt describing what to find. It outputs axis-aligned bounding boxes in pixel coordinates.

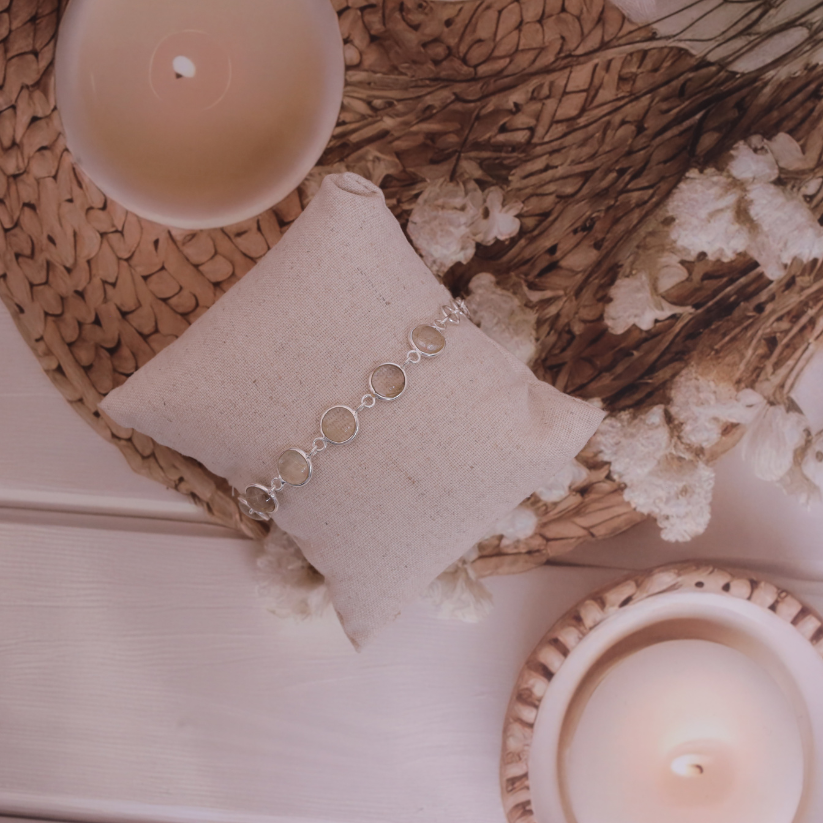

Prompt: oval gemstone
[370,363,406,400]
[412,324,445,356]
[244,484,277,513]
[322,406,358,444]
[278,448,311,486]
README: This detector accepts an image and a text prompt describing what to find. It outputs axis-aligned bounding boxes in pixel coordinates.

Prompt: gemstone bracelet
[237,298,471,521]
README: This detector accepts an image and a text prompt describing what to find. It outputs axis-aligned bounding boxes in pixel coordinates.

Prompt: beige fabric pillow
[101,173,605,648]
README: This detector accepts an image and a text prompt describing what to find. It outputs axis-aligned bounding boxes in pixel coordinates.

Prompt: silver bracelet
[237,298,471,521]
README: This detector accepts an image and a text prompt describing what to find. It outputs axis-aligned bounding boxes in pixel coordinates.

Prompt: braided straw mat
[3,0,823,573]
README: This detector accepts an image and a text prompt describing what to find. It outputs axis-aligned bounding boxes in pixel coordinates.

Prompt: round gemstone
[278,448,311,486]
[412,324,445,356]
[243,484,277,514]
[321,406,358,444]
[370,363,406,400]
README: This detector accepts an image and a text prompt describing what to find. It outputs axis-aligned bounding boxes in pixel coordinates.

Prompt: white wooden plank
[0,488,211,523]
[0,518,620,823]
[0,309,206,521]
[0,817,85,823]
[0,817,76,823]
[0,505,243,540]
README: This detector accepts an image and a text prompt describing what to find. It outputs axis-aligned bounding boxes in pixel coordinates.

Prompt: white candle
[520,580,823,823]
[56,0,344,228]
[563,640,804,823]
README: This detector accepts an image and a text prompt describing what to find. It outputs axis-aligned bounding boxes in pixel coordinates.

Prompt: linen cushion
[101,173,605,648]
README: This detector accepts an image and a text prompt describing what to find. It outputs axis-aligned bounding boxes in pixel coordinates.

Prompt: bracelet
[237,298,471,521]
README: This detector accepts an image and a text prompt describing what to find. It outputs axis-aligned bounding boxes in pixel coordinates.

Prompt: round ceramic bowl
[501,563,823,823]
[55,0,344,229]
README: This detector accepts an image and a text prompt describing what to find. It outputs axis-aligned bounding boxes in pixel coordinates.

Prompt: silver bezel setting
[238,499,269,521]
[369,362,407,401]
[321,405,360,445]
[239,483,279,520]
[277,447,313,487]
[409,324,446,358]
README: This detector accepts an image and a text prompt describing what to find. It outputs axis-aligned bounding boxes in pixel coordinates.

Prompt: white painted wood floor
[3,307,823,823]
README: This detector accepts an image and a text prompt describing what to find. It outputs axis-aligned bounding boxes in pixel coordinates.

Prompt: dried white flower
[801,177,823,197]
[799,430,823,498]
[660,139,823,287]
[746,182,823,280]
[474,186,522,245]
[492,504,539,544]
[668,169,750,262]
[594,406,715,541]
[605,271,687,334]
[423,546,494,623]
[767,133,807,171]
[655,253,690,292]
[535,459,590,503]
[466,272,537,363]
[259,529,496,623]
[407,179,484,276]
[597,405,673,478]
[778,432,823,507]
[726,139,780,183]
[778,463,820,506]
[407,180,522,276]
[257,528,331,620]
[742,404,810,482]
[636,455,715,542]
[669,369,765,449]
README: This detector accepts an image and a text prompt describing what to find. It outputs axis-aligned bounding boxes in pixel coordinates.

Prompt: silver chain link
[307,437,328,459]
[356,393,377,412]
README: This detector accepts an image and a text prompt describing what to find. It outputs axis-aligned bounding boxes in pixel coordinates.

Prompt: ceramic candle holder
[55,0,344,229]
[501,563,823,823]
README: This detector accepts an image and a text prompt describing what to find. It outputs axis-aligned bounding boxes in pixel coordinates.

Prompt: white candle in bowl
[56,0,344,229]
[563,640,804,823]
[516,573,823,823]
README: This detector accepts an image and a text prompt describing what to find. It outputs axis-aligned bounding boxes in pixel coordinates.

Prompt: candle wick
[671,754,706,777]
[171,55,197,80]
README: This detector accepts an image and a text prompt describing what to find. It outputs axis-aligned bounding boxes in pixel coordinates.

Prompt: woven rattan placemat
[2,0,823,571]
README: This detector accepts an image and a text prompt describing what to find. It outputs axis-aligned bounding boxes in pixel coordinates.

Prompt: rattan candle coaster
[501,563,823,823]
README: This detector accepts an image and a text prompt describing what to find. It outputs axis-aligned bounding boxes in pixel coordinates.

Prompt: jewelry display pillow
[101,173,605,648]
